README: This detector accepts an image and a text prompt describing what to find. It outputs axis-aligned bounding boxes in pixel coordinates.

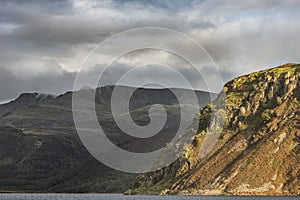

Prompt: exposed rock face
[130,63,300,196]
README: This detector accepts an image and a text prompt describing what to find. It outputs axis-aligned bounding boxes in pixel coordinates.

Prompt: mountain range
[0,64,299,195]
[0,86,213,193]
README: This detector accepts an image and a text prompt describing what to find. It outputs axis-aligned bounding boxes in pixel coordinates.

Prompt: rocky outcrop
[130,63,300,196]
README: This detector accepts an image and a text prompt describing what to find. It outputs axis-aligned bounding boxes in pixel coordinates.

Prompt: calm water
[0,194,297,200]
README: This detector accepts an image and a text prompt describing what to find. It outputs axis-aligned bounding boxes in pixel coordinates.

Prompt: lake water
[0,194,298,200]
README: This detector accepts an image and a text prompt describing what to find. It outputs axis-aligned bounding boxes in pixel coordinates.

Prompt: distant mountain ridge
[0,85,214,192]
[0,93,55,119]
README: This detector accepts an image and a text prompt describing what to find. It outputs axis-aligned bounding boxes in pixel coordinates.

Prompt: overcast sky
[1,0,300,102]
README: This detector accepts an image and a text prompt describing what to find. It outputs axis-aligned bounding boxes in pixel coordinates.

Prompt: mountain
[0,86,213,193]
[129,63,300,196]
[0,93,54,119]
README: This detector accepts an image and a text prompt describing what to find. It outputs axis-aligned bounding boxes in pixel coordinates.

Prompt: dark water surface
[0,194,298,200]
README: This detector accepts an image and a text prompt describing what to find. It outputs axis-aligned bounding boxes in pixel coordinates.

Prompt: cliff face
[130,63,300,196]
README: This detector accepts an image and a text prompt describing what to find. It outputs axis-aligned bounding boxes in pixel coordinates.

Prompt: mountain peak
[0,92,55,119]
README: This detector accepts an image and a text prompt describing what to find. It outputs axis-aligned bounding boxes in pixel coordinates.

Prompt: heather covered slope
[129,63,300,196]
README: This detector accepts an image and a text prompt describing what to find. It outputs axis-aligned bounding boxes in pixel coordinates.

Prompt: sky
[1,0,300,102]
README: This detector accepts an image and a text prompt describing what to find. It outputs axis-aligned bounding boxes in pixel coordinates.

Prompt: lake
[0,194,298,200]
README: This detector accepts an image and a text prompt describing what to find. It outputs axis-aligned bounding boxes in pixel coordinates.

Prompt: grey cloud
[1,0,300,101]
[0,65,75,102]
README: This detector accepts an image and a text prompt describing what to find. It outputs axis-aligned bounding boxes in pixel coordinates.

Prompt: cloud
[0,0,300,101]
[0,61,75,101]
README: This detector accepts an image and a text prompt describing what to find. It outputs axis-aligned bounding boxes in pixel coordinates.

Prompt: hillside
[0,93,54,119]
[0,86,213,193]
[129,63,300,196]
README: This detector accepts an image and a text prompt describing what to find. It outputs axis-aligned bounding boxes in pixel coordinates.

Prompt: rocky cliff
[129,63,300,196]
